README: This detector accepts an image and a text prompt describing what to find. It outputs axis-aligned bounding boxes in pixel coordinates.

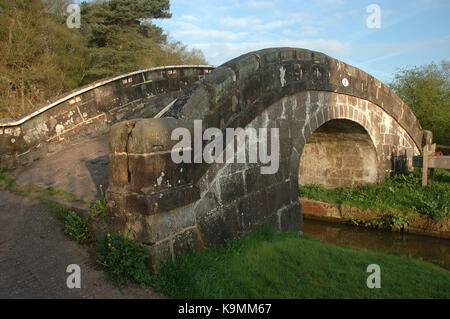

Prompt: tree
[153,41,207,66]
[79,0,207,84]
[0,0,207,118]
[79,0,171,83]
[0,0,88,118]
[390,61,450,145]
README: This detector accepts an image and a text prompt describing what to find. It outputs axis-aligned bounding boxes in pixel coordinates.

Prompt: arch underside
[299,119,378,188]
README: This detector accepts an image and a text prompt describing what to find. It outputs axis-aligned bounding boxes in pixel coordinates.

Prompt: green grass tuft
[89,184,107,217]
[38,185,87,204]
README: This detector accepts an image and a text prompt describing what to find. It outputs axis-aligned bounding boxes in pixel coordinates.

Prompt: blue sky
[150,0,450,83]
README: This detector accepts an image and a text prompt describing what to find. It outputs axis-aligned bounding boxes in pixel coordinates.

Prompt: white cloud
[300,25,320,36]
[317,0,345,5]
[178,15,201,23]
[282,29,297,36]
[220,16,262,28]
[252,20,293,31]
[247,1,276,8]
[192,39,352,66]
[166,21,249,41]
[353,36,450,64]
[175,29,249,41]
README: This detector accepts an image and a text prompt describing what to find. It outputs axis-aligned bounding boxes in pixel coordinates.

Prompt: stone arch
[285,90,420,191]
[106,48,425,270]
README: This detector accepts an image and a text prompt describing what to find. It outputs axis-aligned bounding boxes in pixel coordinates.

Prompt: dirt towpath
[1,135,166,298]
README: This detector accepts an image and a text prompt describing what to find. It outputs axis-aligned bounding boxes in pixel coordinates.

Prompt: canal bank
[302,216,450,270]
[300,198,450,240]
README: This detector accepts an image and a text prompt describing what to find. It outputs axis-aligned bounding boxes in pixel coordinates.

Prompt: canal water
[302,218,450,270]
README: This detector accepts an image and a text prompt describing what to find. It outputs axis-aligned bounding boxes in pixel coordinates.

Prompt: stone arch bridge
[0,48,427,271]
[106,48,426,270]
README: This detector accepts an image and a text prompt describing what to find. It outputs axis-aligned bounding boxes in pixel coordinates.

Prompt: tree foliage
[0,0,207,119]
[390,61,450,145]
[0,0,88,118]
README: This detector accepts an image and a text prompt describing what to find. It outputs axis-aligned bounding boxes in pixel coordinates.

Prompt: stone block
[127,117,192,154]
[144,203,196,243]
[203,66,237,104]
[224,53,259,82]
[145,184,200,215]
[173,227,199,256]
[108,154,129,189]
[267,182,291,214]
[195,190,219,216]
[143,240,172,274]
[300,199,341,218]
[197,202,241,247]
[127,152,192,194]
[218,171,245,204]
[238,190,269,228]
[279,202,302,232]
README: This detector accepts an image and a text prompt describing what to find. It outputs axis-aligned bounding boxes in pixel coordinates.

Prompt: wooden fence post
[422,143,437,187]
[422,144,429,187]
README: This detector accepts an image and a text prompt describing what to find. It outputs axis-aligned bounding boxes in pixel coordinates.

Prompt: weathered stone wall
[299,119,378,187]
[105,48,425,271]
[0,65,215,168]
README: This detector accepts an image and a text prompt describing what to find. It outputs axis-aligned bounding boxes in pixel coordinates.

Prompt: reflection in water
[302,218,450,270]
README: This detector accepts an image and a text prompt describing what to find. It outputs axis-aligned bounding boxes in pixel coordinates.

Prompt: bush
[96,232,152,289]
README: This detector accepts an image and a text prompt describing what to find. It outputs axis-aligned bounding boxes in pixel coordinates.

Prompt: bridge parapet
[0,65,215,168]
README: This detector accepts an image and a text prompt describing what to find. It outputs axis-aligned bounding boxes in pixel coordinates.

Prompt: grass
[151,227,450,299]
[0,167,104,244]
[38,185,87,204]
[0,167,88,204]
[299,169,450,221]
[0,167,15,190]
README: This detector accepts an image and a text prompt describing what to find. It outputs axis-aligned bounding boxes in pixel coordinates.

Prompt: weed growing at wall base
[96,232,152,289]
[89,184,107,217]
[64,211,89,243]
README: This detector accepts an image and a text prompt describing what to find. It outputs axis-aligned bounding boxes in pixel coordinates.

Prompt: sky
[149,0,450,83]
